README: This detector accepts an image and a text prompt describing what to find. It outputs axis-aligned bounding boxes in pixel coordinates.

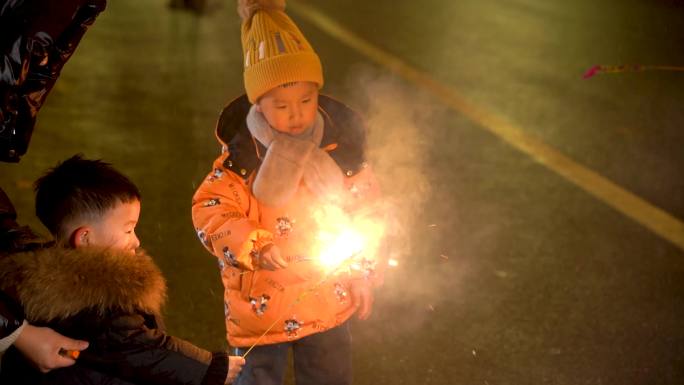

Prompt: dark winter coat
[0,187,46,347]
[0,290,24,347]
[0,246,229,385]
[0,188,23,344]
[0,0,106,162]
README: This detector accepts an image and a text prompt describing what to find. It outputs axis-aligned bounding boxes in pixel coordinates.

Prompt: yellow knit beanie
[238,0,324,103]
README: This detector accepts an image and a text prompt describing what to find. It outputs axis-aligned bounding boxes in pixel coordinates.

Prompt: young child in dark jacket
[0,155,245,384]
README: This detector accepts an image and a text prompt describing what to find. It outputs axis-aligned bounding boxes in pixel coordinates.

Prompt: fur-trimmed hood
[0,247,166,323]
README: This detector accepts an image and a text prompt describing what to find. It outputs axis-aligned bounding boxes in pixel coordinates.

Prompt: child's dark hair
[34,154,140,238]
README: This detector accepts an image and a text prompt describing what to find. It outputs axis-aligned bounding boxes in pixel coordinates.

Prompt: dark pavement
[1,0,683,384]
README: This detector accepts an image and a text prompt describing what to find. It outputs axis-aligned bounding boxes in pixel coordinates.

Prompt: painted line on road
[289,0,684,251]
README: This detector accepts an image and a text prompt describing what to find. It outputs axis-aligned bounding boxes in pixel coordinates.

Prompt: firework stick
[241,269,336,357]
[240,288,313,357]
[241,253,361,358]
[58,348,80,360]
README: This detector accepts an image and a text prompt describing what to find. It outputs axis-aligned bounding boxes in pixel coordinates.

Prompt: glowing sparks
[310,204,385,273]
[242,203,386,359]
[59,349,80,360]
[388,258,399,267]
[317,227,364,270]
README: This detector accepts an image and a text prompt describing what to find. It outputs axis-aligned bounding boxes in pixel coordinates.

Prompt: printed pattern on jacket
[192,94,383,347]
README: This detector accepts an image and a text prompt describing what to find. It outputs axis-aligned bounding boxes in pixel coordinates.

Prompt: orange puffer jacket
[192,95,382,347]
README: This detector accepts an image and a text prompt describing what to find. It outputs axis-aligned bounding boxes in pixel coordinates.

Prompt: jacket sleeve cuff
[236,229,274,270]
[0,289,26,339]
[202,352,229,385]
[0,320,26,352]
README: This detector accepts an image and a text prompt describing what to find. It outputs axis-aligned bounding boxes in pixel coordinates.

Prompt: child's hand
[350,279,374,320]
[226,355,245,384]
[258,243,288,270]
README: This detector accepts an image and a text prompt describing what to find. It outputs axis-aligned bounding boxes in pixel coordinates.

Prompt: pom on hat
[237,0,286,21]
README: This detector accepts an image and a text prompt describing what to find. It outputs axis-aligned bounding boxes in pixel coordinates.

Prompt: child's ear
[71,226,91,248]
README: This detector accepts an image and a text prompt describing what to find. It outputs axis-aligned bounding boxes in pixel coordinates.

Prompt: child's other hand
[258,243,288,270]
[350,279,374,320]
[226,355,246,384]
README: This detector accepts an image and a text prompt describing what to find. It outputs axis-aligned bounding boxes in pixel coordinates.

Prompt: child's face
[256,82,319,135]
[85,200,141,254]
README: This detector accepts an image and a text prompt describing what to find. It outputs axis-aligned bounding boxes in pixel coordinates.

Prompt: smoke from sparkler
[347,69,434,262]
[336,67,469,334]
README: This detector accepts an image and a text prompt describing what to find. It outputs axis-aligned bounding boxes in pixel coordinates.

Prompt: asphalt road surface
[2,0,683,383]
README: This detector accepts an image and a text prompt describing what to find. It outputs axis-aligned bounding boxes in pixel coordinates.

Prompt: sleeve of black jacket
[80,313,229,385]
[0,0,106,162]
[0,290,25,346]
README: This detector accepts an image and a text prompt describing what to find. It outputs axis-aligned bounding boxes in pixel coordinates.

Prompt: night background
[1,0,683,383]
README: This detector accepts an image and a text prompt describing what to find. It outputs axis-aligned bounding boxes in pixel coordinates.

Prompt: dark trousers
[234,322,352,385]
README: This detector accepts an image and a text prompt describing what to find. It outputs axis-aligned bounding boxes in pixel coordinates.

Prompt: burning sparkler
[59,348,80,360]
[309,203,385,274]
[239,250,361,358]
[240,203,386,357]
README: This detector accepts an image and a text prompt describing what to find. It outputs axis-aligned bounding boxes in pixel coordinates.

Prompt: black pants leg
[293,322,352,385]
[234,343,289,385]
[234,322,352,385]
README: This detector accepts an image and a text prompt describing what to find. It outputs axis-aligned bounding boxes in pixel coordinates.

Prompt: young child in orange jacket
[191,1,384,384]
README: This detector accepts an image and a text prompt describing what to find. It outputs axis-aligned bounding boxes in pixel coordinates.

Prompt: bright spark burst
[310,204,385,273]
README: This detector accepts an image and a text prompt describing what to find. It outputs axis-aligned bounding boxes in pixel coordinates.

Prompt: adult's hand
[13,323,89,373]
